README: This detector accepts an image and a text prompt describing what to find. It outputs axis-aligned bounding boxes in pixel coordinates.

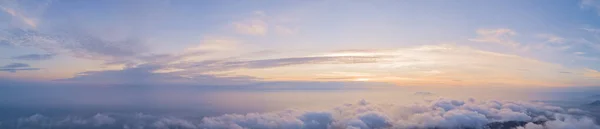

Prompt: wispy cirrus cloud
[0,1,598,87]
[59,64,258,86]
[274,25,297,35]
[584,68,600,79]
[0,6,37,28]
[582,27,600,33]
[537,34,565,44]
[185,36,241,52]
[103,36,243,67]
[469,28,519,47]
[231,10,298,36]
[0,0,170,67]
[51,43,600,86]
[0,29,148,62]
[0,0,53,29]
[581,0,600,15]
[174,55,387,73]
[57,43,390,85]
[223,44,600,86]
[233,19,268,36]
[232,11,270,36]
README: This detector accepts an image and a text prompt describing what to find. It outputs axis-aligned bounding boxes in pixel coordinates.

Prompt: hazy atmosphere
[1,0,600,129]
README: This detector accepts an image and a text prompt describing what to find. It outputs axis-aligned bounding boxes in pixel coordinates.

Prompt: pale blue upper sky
[1,0,600,87]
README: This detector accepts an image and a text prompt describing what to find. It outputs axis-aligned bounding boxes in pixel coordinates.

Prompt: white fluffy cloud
[3,98,599,129]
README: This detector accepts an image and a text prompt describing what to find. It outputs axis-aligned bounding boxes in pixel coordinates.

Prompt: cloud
[199,98,599,129]
[96,44,600,86]
[0,0,165,63]
[518,114,600,129]
[3,98,598,129]
[575,29,600,53]
[581,0,600,16]
[232,56,383,68]
[274,25,297,35]
[0,67,39,73]
[104,36,242,67]
[537,34,565,44]
[559,71,572,74]
[90,113,117,126]
[176,55,388,73]
[0,40,11,47]
[469,28,519,47]
[17,114,47,124]
[13,113,117,128]
[0,62,40,73]
[0,6,37,28]
[576,38,600,54]
[582,28,600,33]
[208,44,600,86]
[153,117,198,129]
[1,62,29,68]
[414,91,435,96]
[584,68,600,79]
[517,122,545,129]
[566,108,589,115]
[186,36,240,52]
[0,29,147,61]
[38,43,599,86]
[231,10,296,36]
[11,53,56,60]
[233,19,268,36]
[59,64,257,85]
[62,52,385,85]
[68,35,146,59]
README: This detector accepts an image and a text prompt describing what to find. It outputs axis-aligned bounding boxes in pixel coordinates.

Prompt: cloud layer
[2,98,598,129]
[1,0,599,87]
[0,62,39,73]
[11,53,55,60]
[59,64,258,85]
[469,28,519,47]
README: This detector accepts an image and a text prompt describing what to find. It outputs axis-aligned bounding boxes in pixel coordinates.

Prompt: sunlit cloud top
[1,0,600,87]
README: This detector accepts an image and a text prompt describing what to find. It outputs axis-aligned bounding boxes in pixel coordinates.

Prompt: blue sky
[1,0,600,87]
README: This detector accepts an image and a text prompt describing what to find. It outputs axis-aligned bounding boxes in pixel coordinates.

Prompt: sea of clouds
[2,98,598,129]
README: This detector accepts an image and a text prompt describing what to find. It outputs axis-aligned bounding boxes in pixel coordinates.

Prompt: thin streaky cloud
[233,19,268,36]
[0,6,37,28]
[581,0,600,15]
[0,1,598,87]
[1,62,30,68]
[469,28,519,47]
[537,34,565,44]
[0,62,40,73]
[11,53,56,60]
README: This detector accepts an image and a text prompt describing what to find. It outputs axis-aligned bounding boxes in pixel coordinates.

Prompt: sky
[3,1,600,129]
[2,0,600,87]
